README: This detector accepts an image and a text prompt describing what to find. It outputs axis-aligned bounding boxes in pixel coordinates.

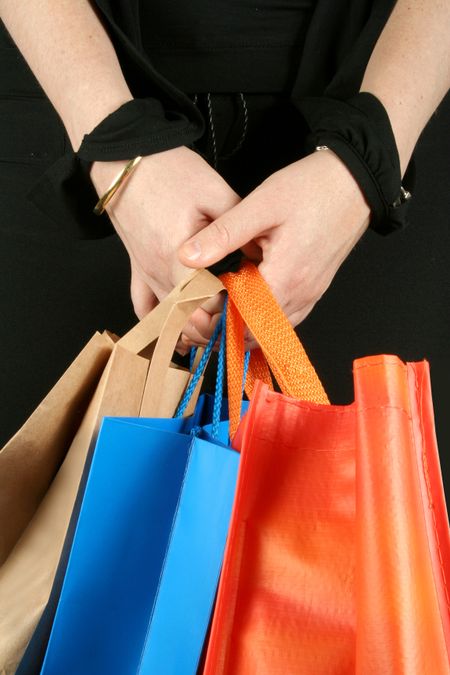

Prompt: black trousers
[1,46,450,491]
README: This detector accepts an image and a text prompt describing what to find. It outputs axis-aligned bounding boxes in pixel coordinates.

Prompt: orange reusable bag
[204,263,450,675]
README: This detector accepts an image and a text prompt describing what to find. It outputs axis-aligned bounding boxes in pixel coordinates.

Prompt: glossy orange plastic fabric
[204,355,450,674]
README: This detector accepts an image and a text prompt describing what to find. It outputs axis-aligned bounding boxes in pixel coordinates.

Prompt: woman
[0,1,449,484]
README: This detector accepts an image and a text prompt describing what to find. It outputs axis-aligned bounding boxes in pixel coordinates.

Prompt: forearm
[361,0,450,175]
[0,0,132,150]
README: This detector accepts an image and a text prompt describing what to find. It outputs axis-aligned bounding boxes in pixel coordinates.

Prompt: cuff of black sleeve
[26,98,205,239]
[298,92,414,235]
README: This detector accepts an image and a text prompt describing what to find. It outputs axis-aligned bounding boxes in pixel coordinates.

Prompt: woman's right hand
[90,145,241,351]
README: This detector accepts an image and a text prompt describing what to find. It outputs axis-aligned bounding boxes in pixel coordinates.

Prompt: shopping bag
[0,269,223,674]
[16,396,237,675]
[39,310,241,675]
[39,418,239,675]
[0,330,114,565]
[203,262,450,674]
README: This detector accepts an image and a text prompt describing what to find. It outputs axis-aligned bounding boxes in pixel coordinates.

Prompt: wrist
[90,146,191,196]
[314,147,371,227]
[67,90,134,152]
[90,159,129,197]
[358,89,416,177]
[297,93,412,235]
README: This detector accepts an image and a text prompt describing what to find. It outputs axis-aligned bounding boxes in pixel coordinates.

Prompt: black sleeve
[28,0,398,240]
[289,0,415,235]
[26,0,205,239]
[290,0,397,100]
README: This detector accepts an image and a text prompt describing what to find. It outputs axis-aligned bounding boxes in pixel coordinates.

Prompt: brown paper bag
[0,331,115,565]
[0,269,223,673]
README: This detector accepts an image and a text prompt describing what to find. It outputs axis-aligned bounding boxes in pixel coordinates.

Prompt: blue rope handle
[243,350,251,398]
[211,297,228,438]
[189,347,198,372]
[174,313,223,418]
[211,297,250,439]
[175,295,250,439]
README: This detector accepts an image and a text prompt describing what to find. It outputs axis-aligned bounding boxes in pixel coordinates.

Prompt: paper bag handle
[117,269,223,356]
[116,270,223,413]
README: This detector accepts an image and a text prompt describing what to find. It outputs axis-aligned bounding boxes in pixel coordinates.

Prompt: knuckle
[210,220,232,250]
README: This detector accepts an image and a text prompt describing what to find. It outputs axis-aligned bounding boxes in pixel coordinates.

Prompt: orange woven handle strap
[221,262,329,437]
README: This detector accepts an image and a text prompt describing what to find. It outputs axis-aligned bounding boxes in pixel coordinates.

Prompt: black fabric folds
[291,0,395,99]
[298,92,414,235]
[77,98,204,161]
[24,0,399,239]
[26,98,205,239]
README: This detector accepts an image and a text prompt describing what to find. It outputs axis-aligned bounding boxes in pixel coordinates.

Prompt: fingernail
[182,240,202,260]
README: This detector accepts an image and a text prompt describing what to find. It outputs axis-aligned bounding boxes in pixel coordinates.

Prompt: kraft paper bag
[0,269,223,674]
[0,330,115,565]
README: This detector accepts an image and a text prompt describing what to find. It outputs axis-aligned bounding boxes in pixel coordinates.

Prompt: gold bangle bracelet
[93,155,143,215]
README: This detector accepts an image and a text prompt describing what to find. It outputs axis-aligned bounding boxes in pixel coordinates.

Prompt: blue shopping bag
[39,306,246,675]
[17,399,236,675]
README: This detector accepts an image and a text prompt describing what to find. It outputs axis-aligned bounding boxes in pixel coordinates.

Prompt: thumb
[178,198,267,268]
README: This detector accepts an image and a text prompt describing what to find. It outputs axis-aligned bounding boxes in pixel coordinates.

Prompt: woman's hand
[178,149,371,347]
[91,145,240,350]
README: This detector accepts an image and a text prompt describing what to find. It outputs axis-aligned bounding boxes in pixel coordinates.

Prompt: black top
[2,0,398,238]
[139,0,315,92]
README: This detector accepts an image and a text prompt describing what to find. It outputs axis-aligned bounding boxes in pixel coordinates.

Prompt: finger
[130,269,159,319]
[178,194,273,268]
[258,258,318,328]
[201,183,241,221]
[241,241,262,263]
[286,302,316,331]
[178,335,218,355]
[180,324,210,347]
[243,338,259,351]
[175,342,190,357]
[189,308,221,340]
[243,327,258,348]
[181,310,220,346]
[198,291,225,317]
[258,259,317,329]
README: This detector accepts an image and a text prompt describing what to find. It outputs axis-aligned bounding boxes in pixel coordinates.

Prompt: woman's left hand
[178,149,371,347]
